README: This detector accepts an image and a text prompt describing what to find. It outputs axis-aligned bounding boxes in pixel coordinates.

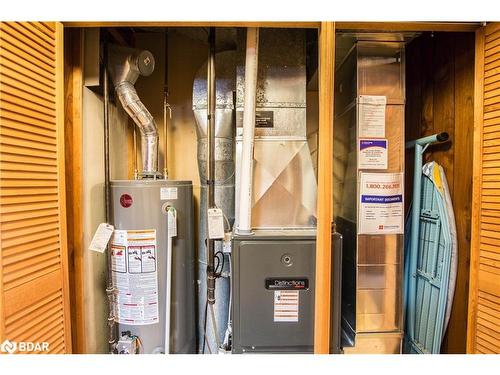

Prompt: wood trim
[336,22,480,32]
[63,21,320,29]
[62,21,481,33]
[55,21,72,353]
[467,26,485,354]
[314,21,335,354]
[64,27,85,353]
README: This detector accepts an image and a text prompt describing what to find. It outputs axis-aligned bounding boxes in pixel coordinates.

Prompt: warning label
[111,245,126,273]
[273,290,299,322]
[111,229,159,326]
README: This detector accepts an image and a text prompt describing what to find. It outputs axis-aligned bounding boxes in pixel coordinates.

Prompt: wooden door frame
[466,24,484,354]
[56,21,73,354]
[63,21,480,32]
[63,20,481,354]
[63,27,85,353]
[314,21,335,354]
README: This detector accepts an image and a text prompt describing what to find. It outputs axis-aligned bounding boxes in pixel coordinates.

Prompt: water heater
[110,180,196,353]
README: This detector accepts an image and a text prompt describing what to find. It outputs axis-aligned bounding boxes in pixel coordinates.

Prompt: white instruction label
[358,95,386,138]
[161,187,178,200]
[207,208,225,239]
[359,139,388,169]
[88,223,114,253]
[359,172,404,234]
[273,290,299,322]
[167,208,177,238]
[111,229,159,325]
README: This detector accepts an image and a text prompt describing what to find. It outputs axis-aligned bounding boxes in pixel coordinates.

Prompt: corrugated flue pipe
[108,44,159,177]
[236,28,259,235]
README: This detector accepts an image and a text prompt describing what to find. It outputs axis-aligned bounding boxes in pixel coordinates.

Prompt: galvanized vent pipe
[235,28,259,235]
[108,45,158,176]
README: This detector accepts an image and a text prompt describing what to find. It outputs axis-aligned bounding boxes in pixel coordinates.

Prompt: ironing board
[404,161,457,354]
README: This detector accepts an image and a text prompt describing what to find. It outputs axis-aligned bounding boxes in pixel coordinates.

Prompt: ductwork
[235,28,317,229]
[193,50,236,353]
[108,44,159,176]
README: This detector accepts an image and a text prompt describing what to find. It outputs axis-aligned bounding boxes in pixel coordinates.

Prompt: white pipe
[222,253,232,349]
[165,206,177,354]
[209,304,221,351]
[236,27,259,235]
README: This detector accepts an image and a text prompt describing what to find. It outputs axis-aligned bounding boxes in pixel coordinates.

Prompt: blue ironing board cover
[403,162,456,354]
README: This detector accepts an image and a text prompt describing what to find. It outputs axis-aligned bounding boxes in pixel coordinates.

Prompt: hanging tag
[167,207,177,238]
[89,223,114,253]
[207,208,225,239]
[222,231,232,254]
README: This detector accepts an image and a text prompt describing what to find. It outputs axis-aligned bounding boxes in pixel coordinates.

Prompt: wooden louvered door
[0,22,71,353]
[467,22,500,354]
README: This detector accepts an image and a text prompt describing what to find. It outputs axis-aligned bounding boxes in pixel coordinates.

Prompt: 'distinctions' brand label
[265,278,309,290]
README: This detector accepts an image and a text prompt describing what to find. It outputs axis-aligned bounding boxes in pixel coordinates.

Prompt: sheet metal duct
[235,28,317,229]
[108,44,159,176]
[193,50,236,353]
[334,40,406,354]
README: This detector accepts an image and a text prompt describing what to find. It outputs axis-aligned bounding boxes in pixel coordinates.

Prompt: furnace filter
[111,180,196,353]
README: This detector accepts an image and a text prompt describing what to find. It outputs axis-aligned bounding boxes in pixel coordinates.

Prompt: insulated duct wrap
[108,45,159,176]
[193,50,236,353]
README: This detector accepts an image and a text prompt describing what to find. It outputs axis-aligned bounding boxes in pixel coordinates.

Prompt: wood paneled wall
[405,32,475,354]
